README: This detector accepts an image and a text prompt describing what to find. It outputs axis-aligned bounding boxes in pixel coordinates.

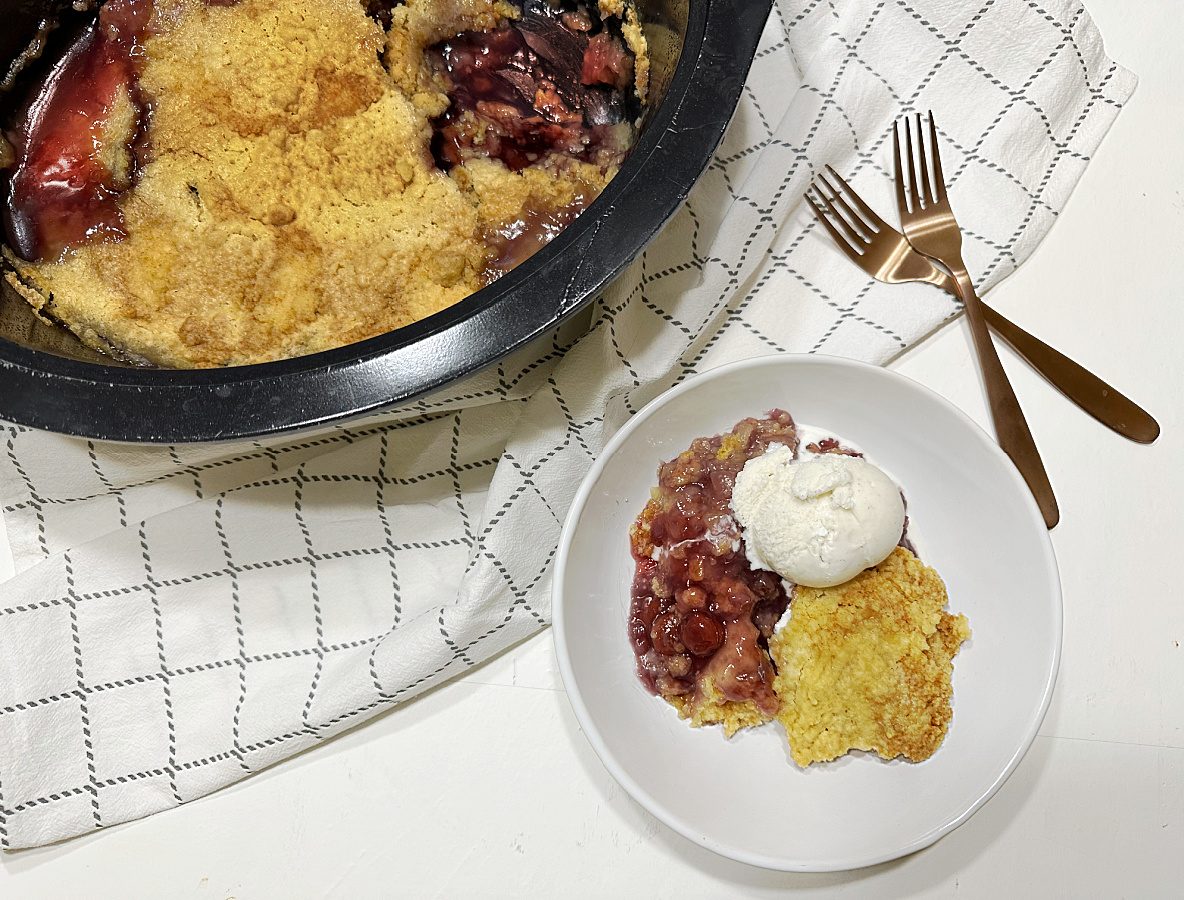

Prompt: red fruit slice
[3,0,153,262]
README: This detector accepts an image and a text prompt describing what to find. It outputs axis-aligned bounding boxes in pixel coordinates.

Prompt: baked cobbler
[628,409,971,765]
[0,0,647,366]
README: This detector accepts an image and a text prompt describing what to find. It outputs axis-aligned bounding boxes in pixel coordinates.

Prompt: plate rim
[552,352,1063,872]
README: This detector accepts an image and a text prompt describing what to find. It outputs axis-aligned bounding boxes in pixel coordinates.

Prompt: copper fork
[805,167,1160,449]
[889,112,1058,528]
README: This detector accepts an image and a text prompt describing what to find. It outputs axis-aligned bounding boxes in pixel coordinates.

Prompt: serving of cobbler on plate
[628,406,971,766]
[0,0,648,367]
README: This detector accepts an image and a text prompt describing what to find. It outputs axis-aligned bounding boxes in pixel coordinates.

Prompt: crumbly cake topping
[770,547,971,766]
[2,0,645,367]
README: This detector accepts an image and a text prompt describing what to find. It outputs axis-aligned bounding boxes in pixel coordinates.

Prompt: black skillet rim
[0,0,775,443]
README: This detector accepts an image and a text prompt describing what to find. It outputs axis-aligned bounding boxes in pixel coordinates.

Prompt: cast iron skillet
[0,0,776,442]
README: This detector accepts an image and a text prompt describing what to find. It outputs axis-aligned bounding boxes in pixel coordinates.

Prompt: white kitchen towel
[0,0,1134,848]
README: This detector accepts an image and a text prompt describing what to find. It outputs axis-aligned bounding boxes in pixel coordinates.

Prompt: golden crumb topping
[770,547,971,766]
[669,677,769,738]
[6,0,492,367]
[2,0,637,367]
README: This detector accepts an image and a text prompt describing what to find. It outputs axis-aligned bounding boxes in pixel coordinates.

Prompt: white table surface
[3,1,1183,895]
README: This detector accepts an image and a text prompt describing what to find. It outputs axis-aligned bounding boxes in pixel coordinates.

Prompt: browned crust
[771,547,971,766]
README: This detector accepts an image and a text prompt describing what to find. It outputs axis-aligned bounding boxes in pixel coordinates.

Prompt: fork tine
[808,186,867,249]
[927,111,946,202]
[892,120,910,218]
[806,192,865,258]
[815,173,874,239]
[823,164,889,231]
[914,113,932,205]
[904,115,923,212]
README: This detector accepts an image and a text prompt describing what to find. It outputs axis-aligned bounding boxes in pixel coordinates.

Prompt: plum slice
[2,0,154,262]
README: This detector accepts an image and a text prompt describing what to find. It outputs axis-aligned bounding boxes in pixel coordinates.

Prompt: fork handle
[980,306,1160,445]
[930,275,1159,444]
[952,268,1061,529]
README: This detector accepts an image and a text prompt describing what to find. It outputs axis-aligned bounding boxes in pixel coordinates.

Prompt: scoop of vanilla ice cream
[731,445,905,588]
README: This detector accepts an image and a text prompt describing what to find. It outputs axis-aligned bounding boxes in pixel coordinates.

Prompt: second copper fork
[891,113,1057,526]
[805,166,1159,448]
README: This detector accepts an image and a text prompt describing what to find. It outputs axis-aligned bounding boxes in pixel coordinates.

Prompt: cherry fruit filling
[425,0,638,278]
[628,411,798,715]
[427,0,634,173]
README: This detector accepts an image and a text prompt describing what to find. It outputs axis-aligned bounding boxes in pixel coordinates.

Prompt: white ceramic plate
[553,355,1061,872]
